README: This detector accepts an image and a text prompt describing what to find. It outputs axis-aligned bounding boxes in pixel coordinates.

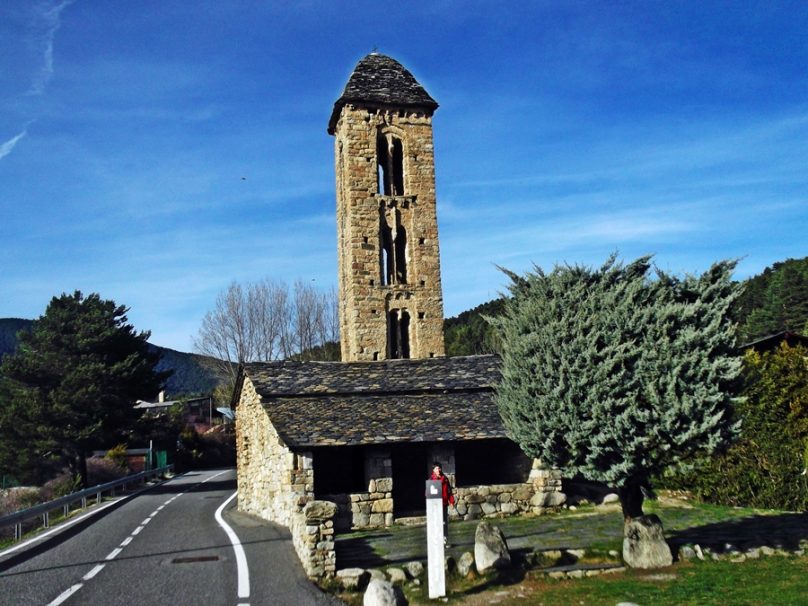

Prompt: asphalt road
[0,468,340,606]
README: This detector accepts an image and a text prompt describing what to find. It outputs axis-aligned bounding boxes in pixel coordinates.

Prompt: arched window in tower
[377,133,404,196]
[388,309,411,359]
[380,207,407,285]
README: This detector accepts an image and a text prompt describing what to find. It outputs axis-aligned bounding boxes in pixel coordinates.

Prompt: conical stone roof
[328,53,438,134]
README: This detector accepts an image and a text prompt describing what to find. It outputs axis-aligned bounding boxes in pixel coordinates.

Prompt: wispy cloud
[26,0,74,96]
[0,129,28,160]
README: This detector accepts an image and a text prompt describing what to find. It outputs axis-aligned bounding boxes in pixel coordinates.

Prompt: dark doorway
[391,445,428,516]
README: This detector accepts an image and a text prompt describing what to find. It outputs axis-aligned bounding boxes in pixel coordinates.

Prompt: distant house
[134,391,227,432]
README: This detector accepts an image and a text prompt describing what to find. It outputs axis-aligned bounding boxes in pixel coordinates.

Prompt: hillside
[3,255,805,387]
[0,318,221,396]
[735,256,808,343]
[443,256,808,355]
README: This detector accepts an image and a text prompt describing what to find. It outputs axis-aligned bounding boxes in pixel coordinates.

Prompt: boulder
[363,578,405,606]
[457,551,476,576]
[622,515,673,569]
[404,561,424,578]
[336,567,370,590]
[530,491,567,508]
[474,521,511,572]
[386,567,407,585]
[601,492,620,504]
[304,500,337,523]
[368,569,387,582]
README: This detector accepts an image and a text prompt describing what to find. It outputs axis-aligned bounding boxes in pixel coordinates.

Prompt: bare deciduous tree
[194,278,340,384]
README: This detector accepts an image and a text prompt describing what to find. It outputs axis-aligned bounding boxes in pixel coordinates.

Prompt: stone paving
[335,499,808,570]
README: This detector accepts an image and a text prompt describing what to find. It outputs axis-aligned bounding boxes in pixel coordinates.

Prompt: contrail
[26,0,75,96]
[0,130,28,161]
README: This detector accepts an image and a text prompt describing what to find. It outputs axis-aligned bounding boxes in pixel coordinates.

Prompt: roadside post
[425,479,446,598]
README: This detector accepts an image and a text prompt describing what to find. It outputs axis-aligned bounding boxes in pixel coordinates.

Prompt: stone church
[234,53,562,574]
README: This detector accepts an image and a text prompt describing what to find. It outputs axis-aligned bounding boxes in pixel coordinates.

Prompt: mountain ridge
[0,318,220,396]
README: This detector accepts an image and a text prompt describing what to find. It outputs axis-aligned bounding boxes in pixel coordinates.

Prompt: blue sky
[1,1,806,353]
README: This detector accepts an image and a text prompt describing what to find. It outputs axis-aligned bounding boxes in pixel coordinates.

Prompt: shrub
[104,444,129,470]
[87,456,128,485]
[39,472,82,502]
[0,487,40,517]
[665,343,808,510]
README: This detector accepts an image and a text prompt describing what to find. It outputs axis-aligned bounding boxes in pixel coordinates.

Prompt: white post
[425,480,446,599]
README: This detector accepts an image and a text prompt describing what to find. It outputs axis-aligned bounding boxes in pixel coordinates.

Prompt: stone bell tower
[328,53,446,362]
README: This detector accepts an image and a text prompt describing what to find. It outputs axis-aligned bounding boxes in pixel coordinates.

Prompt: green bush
[104,443,129,470]
[665,343,808,510]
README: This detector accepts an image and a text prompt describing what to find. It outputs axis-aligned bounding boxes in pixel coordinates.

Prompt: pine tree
[0,292,169,487]
[489,256,742,529]
[737,257,808,341]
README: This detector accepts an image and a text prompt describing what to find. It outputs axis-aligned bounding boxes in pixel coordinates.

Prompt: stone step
[395,516,426,526]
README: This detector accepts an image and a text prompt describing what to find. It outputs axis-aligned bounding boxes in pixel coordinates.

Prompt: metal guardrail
[0,465,173,542]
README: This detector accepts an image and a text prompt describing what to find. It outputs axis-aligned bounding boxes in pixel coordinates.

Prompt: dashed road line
[47,583,83,606]
[82,564,105,581]
[44,470,230,606]
[105,547,123,561]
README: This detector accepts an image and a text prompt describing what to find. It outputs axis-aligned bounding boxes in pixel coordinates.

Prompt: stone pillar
[363,448,394,527]
[295,500,338,579]
[529,459,566,511]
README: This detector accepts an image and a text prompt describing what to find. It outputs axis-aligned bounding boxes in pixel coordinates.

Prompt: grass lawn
[426,554,808,606]
[333,496,808,605]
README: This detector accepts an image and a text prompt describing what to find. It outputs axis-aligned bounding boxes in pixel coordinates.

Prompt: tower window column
[388,309,410,359]
[380,207,407,285]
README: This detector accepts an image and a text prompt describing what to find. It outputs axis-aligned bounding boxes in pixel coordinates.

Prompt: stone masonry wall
[236,377,336,578]
[324,448,394,530]
[319,448,565,530]
[333,104,445,361]
[451,461,564,520]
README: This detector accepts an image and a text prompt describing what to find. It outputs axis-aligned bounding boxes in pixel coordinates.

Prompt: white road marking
[82,564,105,580]
[28,470,233,606]
[0,498,119,558]
[215,491,250,600]
[47,583,83,606]
[105,547,123,560]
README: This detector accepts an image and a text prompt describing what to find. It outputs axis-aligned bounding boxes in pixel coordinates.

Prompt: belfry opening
[377,133,404,196]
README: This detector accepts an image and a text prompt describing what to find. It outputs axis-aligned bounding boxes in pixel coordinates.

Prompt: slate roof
[239,355,506,448]
[328,53,439,134]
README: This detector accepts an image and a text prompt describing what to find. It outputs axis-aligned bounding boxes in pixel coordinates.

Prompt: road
[0,468,340,606]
